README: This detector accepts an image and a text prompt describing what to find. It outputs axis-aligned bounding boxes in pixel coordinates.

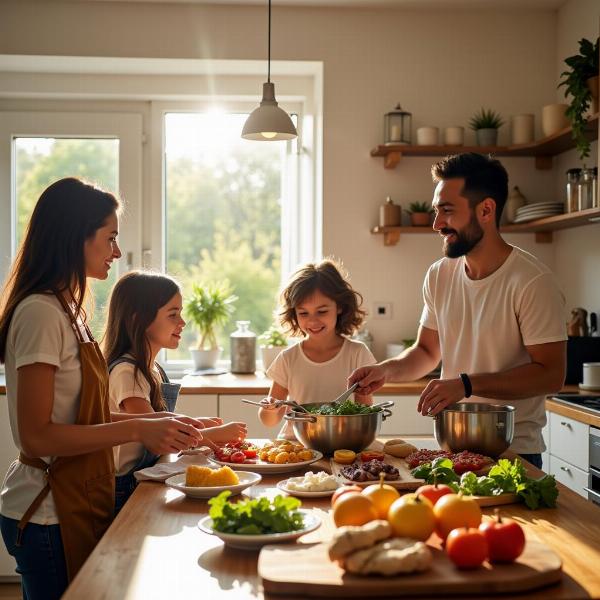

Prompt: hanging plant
[558,37,599,161]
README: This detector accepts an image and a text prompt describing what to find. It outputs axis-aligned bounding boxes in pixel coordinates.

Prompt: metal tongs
[329,382,359,406]
[241,397,309,413]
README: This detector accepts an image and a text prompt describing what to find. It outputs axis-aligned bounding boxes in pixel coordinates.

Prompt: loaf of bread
[383,438,418,458]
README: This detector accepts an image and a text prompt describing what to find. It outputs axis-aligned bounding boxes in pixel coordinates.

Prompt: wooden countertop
[63,443,600,600]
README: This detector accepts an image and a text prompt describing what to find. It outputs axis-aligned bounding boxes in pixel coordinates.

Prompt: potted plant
[469,108,504,146]
[406,201,433,226]
[184,281,237,370]
[258,325,288,371]
[558,37,599,161]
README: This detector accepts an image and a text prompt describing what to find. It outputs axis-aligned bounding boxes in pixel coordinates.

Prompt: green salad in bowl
[304,398,381,416]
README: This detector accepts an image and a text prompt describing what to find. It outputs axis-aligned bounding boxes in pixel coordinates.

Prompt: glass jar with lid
[578,167,594,211]
[566,168,581,213]
[230,320,256,374]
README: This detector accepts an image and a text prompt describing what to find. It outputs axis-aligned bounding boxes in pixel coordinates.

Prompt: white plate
[276,478,339,498]
[210,451,324,474]
[579,383,600,391]
[197,509,321,550]
[516,202,563,211]
[165,471,261,499]
[512,213,562,223]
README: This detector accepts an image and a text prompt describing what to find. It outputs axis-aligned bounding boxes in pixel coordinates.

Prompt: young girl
[0,178,203,600]
[259,259,375,439]
[104,271,247,512]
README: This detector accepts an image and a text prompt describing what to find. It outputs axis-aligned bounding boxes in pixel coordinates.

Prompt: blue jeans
[0,515,68,600]
[519,453,543,469]
[115,472,137,515]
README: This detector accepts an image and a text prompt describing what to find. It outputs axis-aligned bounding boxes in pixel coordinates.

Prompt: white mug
[582,362,600,389]
[417,127,439,146]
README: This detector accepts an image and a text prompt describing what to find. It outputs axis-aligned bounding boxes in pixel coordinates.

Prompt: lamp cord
[267,0,271,83]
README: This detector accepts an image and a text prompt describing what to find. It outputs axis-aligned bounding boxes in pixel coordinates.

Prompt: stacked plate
[512,202,563,224]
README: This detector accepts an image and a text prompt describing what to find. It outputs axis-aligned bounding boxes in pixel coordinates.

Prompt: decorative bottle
[230,321,256,374]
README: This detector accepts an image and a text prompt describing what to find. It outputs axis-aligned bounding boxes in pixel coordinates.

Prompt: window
[164,112,287,360]
[14,137,120,338]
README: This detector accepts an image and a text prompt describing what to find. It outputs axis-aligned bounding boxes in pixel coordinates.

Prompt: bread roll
[383,438,417,458]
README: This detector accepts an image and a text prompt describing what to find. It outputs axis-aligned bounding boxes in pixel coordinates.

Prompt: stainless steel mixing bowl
[433,402,515,457]
[284,401,394,455]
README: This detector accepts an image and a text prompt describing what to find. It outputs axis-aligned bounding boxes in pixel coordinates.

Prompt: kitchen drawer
[541,410,550,452]
[175,394,218,419]
[549,412,589,471]
[377,395,434,436]
[218,394,277,439]
[549,455,589,498]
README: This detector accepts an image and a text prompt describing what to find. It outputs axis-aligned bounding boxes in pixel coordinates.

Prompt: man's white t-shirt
[419,246,567,454]
[1,294,89,524]
[266,338,375,439]
[109,359,158,476]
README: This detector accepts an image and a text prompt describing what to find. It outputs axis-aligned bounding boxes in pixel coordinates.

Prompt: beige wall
[1,1,594,358]
[554,0,600,318]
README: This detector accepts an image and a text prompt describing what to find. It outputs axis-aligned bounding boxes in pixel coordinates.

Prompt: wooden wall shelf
[371,207,600,245]
[371,113,599,170]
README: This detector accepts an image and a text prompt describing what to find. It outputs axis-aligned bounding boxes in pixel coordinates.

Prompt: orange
[387,493,436,541]
[332,492,378,527]
[434,493,482,541]
[333,449,357,465]
[331,485,362,507]
[361,480,400,519]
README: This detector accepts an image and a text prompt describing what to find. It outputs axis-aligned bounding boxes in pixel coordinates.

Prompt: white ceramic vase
[444,126,464,146]
[416,127,439,145]
[511,114,534,145]
[260,345,286,372]
[541,103,569,137]
[190,347,222,370]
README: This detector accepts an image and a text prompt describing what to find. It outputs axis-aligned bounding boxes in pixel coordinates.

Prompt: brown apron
[16,292,115,581]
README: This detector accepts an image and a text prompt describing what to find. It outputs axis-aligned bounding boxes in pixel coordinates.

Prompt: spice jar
[578,167,594,211]
[379,197,402,227]
[566,168,581,213]
[230,321,256,374]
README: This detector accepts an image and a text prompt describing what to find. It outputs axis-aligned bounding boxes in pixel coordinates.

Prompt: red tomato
[446,527,489,569]
[479,515,526,563]
[229,450,246,464]
[331,485,363,507]
[360,450,385,462]
[242,448,257,458]
[415,483,454,506]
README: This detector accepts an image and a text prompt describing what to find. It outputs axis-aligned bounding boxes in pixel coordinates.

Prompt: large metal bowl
[284,401,394,455]
[433,402,515,457]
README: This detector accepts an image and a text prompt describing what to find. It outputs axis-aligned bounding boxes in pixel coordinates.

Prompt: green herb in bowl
[208,490,305,535]
[305,399,381,416]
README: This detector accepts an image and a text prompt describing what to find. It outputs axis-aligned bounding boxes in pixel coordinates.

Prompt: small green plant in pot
[406,201,433,226]
[558,37,599,161]
[469,108,504,146]
[185,281,238,370]
[258,325,288,371]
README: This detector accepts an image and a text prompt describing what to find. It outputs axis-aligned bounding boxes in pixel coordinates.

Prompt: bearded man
[350,153,566,468]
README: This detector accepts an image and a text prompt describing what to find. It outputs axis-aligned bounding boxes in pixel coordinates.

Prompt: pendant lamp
[242,0,297,141]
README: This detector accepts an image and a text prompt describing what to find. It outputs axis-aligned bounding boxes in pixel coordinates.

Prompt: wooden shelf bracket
[384,151,402,169]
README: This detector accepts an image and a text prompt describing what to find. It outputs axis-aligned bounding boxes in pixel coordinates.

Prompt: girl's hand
[196,417,223,427]
[202,421,248,444]
[137,417,203,455]
[259,396,282,410]
[157,412,208,430]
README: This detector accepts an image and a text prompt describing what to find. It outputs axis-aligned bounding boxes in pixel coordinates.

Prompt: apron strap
[155,362,170,384]
[15,453,52,546]
[53,291,88,344]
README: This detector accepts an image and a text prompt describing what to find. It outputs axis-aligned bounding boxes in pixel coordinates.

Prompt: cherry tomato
[479,514,526,563]
[229,450,246,464]
[242,448,257,458]
[360,450,385,462]
[446,527,489,569]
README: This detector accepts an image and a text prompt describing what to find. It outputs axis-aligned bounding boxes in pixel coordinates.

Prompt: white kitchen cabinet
[377,395,434,436]
[541,410,550,472]
[218,394,277,439]
[549,455,589,498]
[549,412,589,471]
[175,394,218,420]
[0,396,18,578]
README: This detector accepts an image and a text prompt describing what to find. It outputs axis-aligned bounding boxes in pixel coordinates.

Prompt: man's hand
[418,377,465,416]
[348,364,389,396]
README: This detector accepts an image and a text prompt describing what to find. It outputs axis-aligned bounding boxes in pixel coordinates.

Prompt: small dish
[165,471,261,499]
[197,509,321,550]
[579,383,600,392]
[210,451,323,475]
[276,478,338,498]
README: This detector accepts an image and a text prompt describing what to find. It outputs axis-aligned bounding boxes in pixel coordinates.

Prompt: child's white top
[266,338,375,439]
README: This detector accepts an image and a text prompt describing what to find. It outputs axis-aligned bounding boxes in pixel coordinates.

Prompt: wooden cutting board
[259,537,562,597]
[329,455,423,490]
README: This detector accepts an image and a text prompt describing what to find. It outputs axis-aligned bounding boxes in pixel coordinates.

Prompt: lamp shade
[242,82,297,141]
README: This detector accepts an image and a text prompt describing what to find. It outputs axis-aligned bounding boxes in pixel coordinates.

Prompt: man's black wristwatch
[459,373,472,398]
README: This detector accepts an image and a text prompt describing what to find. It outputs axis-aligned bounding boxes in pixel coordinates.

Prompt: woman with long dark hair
[0,178,203,600]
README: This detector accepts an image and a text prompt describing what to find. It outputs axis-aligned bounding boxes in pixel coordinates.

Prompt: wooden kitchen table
[63,450,600,600]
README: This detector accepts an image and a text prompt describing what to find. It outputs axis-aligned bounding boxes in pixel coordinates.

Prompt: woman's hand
[202,421,248,444]
[136,417,203,455]
[196,416,223,427]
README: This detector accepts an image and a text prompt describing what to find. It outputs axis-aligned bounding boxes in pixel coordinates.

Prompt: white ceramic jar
[444,126,464,146]
[541,104,569,137]
[511,114,534,145]
[416,126,439,145]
